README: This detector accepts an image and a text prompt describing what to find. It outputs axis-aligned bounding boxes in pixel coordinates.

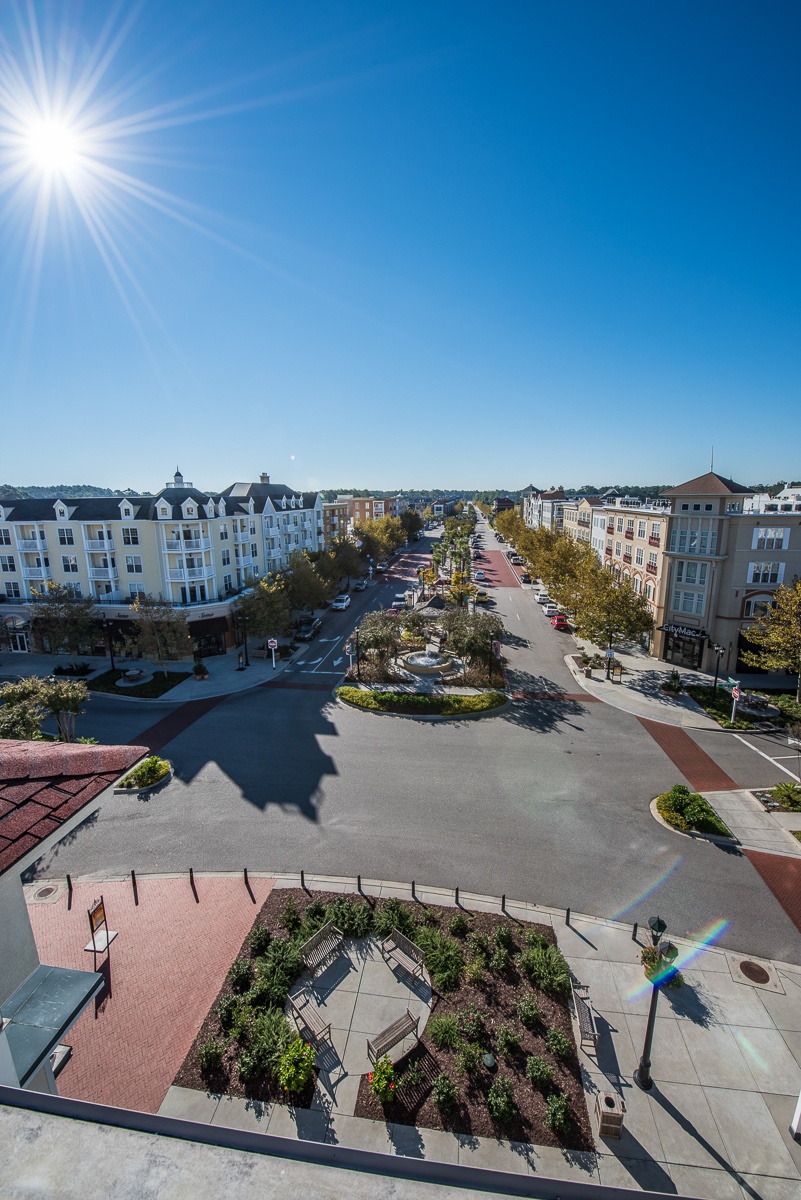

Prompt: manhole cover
[34,886,57,900]
[740,960,770,984]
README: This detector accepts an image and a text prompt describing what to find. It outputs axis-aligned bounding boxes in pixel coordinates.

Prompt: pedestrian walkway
[564,649,719,730]
[704,791,801,859]
[29,871,801,1197]
[638,719,739,791]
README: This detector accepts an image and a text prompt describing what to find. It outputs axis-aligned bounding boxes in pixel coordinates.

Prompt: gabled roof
[0,740,147,876]
[661,472,753,497]
[220,483,319,513]
[540,489,566,501]
[578,496,604,506]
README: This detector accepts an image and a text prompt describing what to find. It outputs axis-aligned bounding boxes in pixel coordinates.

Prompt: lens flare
[24,118,80,175]
[626,918,730,1001]
[608,856,684,922]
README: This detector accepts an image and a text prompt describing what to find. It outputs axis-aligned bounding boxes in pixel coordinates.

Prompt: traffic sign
[732,686,740,701]
[267,638,278,650]
[727,677,737,686]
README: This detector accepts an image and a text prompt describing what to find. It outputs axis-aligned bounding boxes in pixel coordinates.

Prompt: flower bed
[116,755,171,790]
[753,782,801,812]
[656,784,732,837]
[88,669,192,698]
[337,687,506,716]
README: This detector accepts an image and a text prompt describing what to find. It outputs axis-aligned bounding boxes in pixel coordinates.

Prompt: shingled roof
[0,740,147,876]
[661,472,753,497]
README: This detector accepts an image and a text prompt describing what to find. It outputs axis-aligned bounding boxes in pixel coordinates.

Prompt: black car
[296,617,322,640]
[520,572,531,583]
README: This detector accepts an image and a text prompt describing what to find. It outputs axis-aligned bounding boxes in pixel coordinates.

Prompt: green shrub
[524,928,549,950]
[374,896,417,939]
[545,1090,570,1134]
[248,925,272,957]
[415,926,465,992]
[516,994,543,1028]
[467,930,490,959]
[518,944,571,996]
[237,1009,293,1081]
[490,946,511,975]
[525,1055,553,1088]
[336,686,507,716]
[656,786,731,837]
[449,912,469,937]
[545,1027,574,1060]
[197,1036,224,1074]
[493,924,515,950]
[456,1004,486,1041]
[277,1038,315,1094]
[229,956,254,993]
[487,1075,517,1121]
[369,1055,396,1102]
[280,895,303,933]
[428,1013,460,1049]
[775,695,801,724]
[455,1041,483,1078]
[117,755,170,789]
[772,781,801,811]
[229,999,254,1044]
[215,994,239,1031]
[417,906,441,927]
[496,1022,520,1057]
[463,957,486,987]
[432,1071,459,1111]
[250,938,303,1010]
[400,1059,424,1089]
[325,896,375,938]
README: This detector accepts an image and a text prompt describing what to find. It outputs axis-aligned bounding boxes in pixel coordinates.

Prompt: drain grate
[739,960,770,985]
[34,885,57,900]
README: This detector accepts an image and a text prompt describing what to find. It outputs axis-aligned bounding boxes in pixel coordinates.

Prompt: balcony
[84,538,114,552]
[648,535,661,547]
[646,562,657,575]
[168,566,214,581]
[89,566,118,580]
[624,529,634,540]
[604,547,613,557]
[17,538,45,552]
[165,537,211,552]
[606,525,615,534]
[22,566,52,580]
[622,553,632,564]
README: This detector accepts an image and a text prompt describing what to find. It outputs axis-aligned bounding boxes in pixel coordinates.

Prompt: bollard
[66,874,73,910]
[455,886,460,907]
[357,874,362,895]
[300,869,309,893]
[501,893,506,914]
[411,880,416,901]
[632,922,638,942]
[565,907,571,925]
[189,867,199,903]
[244,868,256,903]
[131,870,139,907]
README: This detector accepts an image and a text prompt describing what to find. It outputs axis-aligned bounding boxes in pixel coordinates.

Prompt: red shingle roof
[660,472,753,497]
[0,740,147,876]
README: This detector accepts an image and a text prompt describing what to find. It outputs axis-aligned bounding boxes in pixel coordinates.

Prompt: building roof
[0,740,147,876]
[661,472,753,497]
[540,489,566,501]
[578,496,604,506]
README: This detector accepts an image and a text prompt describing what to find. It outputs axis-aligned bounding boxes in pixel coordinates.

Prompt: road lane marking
[732,733,801,782]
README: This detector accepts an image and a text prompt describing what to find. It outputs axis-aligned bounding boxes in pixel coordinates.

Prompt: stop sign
[732,686,740,700]
[267,638,278,650]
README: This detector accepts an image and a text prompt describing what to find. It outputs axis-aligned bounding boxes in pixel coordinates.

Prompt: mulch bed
[173,888,346,1107]
[354,908,592,1151]
[87,668,193,698]
[752,788,800,813]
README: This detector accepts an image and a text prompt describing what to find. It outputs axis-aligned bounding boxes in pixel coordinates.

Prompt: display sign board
[267,638,278,650]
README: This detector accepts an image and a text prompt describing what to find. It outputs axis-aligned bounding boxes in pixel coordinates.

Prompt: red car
[551,614,569,631]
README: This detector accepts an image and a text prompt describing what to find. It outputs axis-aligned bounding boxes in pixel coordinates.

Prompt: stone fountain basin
[402,651,452,675]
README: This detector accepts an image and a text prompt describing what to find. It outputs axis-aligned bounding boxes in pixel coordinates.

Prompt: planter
[114,765,173,795]
[194,674,209,681]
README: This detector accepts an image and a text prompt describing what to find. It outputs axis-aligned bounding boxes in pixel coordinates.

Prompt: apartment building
[602,471,801,677]
[0,471,323,657]
[340,496,377,526]
[563,497,603,544]
[492,496,516,515]
[432,498,456,516]
[522,489,567,532]
[322,500,349,549]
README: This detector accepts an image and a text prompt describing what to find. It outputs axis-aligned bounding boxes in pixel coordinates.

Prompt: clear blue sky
[1,1,799,493]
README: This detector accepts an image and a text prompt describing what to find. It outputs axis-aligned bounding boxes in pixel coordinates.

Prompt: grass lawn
[685,685,756,730]
[87,669,193,699]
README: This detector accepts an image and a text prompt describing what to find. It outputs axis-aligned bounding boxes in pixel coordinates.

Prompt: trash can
[595,1090,625,1139]
[584,667,593,679]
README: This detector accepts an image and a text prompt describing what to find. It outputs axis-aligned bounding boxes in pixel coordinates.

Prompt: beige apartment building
[563,497,602,544]
[602,471,801,678]
[0,471,323,657]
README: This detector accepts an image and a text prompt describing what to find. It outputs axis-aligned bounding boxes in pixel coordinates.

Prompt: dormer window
[58,508,66,518]
[281,497,287,509]
[187,506,194,516]
[123,507,132,518]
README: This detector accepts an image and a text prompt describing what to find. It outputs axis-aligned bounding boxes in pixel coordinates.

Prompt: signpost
[267,637,278,669]
[346,641,354,671]
[730,681,741,725]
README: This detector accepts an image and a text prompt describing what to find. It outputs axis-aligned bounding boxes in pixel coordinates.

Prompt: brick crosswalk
[27,874,273,1113]
[745,850,801,935]
[637,717,739,791]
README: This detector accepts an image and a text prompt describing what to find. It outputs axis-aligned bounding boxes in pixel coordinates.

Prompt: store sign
[658,624,706,640]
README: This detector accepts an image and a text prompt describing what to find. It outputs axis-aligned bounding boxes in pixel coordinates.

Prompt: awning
[2,964,103,1086]
[188,616,229,635]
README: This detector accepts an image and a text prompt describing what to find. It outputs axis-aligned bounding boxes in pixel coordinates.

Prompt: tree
[129,594,193,676]
[0,676,89,741]
[283,553,329,613]
[354,515,405,563]
[233,577,292,646]
[331,538,364,584]
[357,610,402,663]
[29,582,99,654]
[440,610,503,680]
[447,569,476,607]
[572,575,653,676]
[741,580,801,702]
[399,509,423,540]
[494,508,525,542]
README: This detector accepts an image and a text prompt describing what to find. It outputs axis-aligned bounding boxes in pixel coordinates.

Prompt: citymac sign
[658,623,707,640]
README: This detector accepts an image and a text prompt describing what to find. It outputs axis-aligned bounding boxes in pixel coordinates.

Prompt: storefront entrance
[8,631,29,653]
[663,631,705,669]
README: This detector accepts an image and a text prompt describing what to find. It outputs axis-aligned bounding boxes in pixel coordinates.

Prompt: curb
[648,797,739,847]
[332,689,512,722]
[562,653,722,731]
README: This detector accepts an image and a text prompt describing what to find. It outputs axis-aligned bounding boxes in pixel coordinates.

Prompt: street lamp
[235,612,250,668]
[710,643,725,697]
[634,924,679,1092]
[101,618,116,672]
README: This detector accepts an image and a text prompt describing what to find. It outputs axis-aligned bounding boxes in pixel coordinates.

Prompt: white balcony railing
[89,566,118,580]
[22,566,52,580]
[84,538,114,551]
[17,538,44,552]
[165,537,211,552]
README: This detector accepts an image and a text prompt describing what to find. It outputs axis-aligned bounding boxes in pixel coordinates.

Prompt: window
[614,541,622,556]
[645,582,654,602]
[0,555,16,572]
[635,548,644,566]
[673,589,704,615]
[123,507,132,518]
[129,583,146,599]
[61,555,79,573]
[637,520,646,538]
[681,504,689,511]
[125,555,143,574]
[223,573,233,593]
[250,522,256,535]
[749,562,783,585]
[692,504,700,511]
[251,543,258,558]
[743,597,774,618]
[675,561,707,586]
[221,549,230,566]
[5,581,21,598]
[58,528,74,545]
[616,517,623,532]
[186,507,195,516]
[633,577,641,593]
[219,524,229,540]
[705,504,713,511]
[626,518,634,532]
[65,583,82,598]
[122,527,139,545]
[753,527,787,551]
[648,552,658,567]
[650,523,660,539]
[0,529,10,545]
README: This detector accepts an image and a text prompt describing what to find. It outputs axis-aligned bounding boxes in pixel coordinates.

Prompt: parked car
[296,617,322,640]
[543,603,559,617]
[353,579,367,591]
[331,594,351,610]
[475,589,489,603]
[535,593,550,605]
[551,614,569,631]
[520,572,532,583]
[474,570,486,580]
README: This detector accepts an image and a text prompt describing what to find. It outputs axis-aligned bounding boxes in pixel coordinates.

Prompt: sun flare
[24,118,80,176]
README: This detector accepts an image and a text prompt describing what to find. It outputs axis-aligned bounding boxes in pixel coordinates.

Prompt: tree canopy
[29,582,99,654]
[740,580,801,701]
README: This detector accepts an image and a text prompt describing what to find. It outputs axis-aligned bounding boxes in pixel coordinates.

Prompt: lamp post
[355,627,361,680]
[101,618,116,672]
[236,612,249,668]
[711,643,725,697]
[634,919,678,1092]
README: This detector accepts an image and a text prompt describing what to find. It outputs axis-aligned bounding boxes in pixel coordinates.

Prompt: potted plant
[193,659,209,680]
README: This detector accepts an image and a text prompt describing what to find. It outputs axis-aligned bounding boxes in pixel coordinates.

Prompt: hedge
[336,687,506,716]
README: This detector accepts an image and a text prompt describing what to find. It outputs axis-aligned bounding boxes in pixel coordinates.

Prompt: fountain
[402,649,452,675]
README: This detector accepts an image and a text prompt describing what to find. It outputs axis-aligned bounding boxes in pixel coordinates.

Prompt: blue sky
[1,1,799,493]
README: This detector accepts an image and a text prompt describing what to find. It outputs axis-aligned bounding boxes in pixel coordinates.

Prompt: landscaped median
[336,686,508,718]
[651,783,734,842]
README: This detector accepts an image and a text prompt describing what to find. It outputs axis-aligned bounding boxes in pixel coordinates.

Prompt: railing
[84,538,113,552]
[622,553,632,564]
[22,566,51,580]
[92,591,124,604]
[646,562,657,575]
[164,538,210,552]
[89,566,118,580]
[648,535,660,547]
[624,530,634,540]
[606,525,615,534]
[17,538,44,552]
[604,547,613,557]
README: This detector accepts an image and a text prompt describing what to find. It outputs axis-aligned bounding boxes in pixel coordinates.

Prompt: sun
[24,118,81,176]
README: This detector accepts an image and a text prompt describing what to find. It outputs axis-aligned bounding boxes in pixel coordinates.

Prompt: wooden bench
[288,989,331,1043]
[381,928,424,978]
[299,920,344,978]
[367,1008,419,1064]
[572,981,599,1051]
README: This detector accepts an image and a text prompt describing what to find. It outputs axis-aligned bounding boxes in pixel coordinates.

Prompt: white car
[331,594,351,610]
[543,603,559,617]
[474,570,486,580]
[535,593,551,605]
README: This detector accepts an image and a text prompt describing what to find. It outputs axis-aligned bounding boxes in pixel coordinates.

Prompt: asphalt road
[28,520,801,965]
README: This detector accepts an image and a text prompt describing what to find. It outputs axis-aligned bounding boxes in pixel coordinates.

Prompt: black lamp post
[101,618,116,672]
[711,643,725,697]
[236,612,249,668]
[355,627,361,680]
[634,917,678,1092]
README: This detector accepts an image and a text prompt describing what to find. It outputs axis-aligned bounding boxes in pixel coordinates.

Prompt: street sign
[605,647,615,658]
[732,686,740,700]
[727,677,737,686]
[267,638,278,650]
